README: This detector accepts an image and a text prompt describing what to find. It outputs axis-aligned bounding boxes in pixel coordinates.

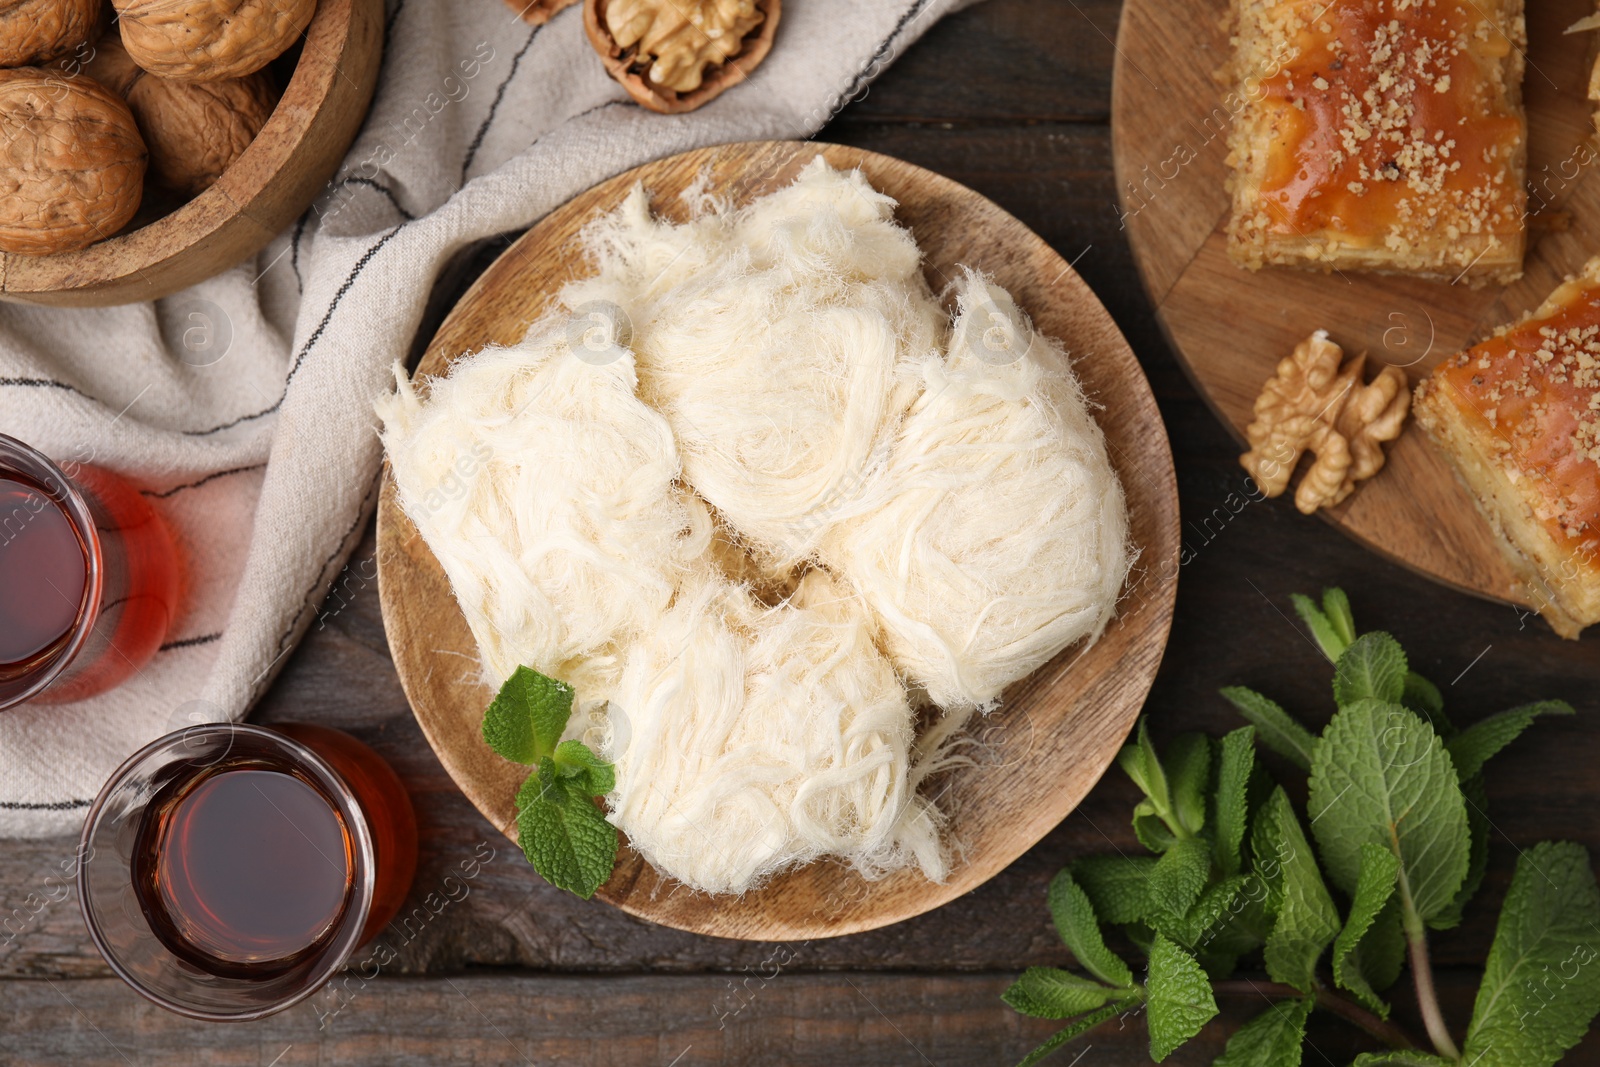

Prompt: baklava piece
[1414,259,1600,637]
[1228,0,1527,284]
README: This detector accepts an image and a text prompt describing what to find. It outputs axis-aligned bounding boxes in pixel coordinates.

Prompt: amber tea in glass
[0,434,182,710]
[80,723,417,1021]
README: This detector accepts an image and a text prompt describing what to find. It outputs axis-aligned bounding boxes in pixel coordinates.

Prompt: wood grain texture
[375,140,1181,942]
[0,0,383,307]
[6,3,1598,1061]
[1111,0,1600,618]
[0,970,1523,1066]
[14,967,1593,1066]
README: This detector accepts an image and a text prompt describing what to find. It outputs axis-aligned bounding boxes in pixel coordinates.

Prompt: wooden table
[4,3,1596,1063]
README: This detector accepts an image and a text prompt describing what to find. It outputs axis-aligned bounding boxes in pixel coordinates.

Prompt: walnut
[0,0,101,67]
[1240,331,1410,515]
[1335,362,1410,482]
[585,0,780,114]
[504,0,579,25]
[0,67,146,255]
[113,0,316,82]
[88,35,278,195]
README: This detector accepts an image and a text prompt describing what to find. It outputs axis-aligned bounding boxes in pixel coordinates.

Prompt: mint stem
[1313,985,1418,1052]
[1210,980,1420,1052]
[1407,923,1461,1061]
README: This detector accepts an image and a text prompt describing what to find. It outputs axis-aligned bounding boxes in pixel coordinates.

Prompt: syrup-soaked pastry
[1414,258,1600,637]
[1227,0,1527,284]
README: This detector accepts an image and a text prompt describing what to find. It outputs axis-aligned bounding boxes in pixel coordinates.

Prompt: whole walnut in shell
[88,36,277,195]
[0,67,146,255]
[0,0,101,67]
[113,0,316,81]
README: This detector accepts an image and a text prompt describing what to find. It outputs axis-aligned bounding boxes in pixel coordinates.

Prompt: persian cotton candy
[560,159,945,568]
[375,320,711,700]
[602,572,944,894]
[821,272,1133,712]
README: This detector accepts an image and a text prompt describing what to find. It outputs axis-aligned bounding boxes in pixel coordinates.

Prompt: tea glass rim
[0,433,103,712]
[77,722,378,1022]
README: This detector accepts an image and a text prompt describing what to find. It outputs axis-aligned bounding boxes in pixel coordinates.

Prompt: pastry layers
[1228,0,1527,283]
[1414,258,1600,637]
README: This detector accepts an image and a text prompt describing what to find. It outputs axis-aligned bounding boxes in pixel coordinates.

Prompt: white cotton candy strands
[604,572,944,894]
[377,160,1132,896]
[562,158,944,570]
[375,326,711,703]
[820,272,1134,714]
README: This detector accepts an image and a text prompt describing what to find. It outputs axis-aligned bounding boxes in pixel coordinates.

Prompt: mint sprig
[481,666,618,899]
[1002,589,1594,1067]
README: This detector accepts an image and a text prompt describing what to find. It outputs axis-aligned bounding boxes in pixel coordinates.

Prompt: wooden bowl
[1112,0,1596,613]
[0,0,383,308]
[376,141,1181,940]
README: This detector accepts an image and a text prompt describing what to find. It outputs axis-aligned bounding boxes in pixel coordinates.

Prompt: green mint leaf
[1258,788,1340,993]
[1321,588,1357,650]
[1306,698,1470,926]
[1014,998,1141,1067]
[1401,671,1453,738]
[1048,869,1134,988]
[1002,967,1120,1019]
[1198,876,1273,962]
[1447,701,1574,781]
[1134,801,1179,854]
[1463,841,1600,1067]
[514,759,618,899]
[1166,733,1212,836]
[1073,855,1156,926]
[552,739,616,795]
[1148,837,1212,924]
[1332,632,1407,707]
[1433,774,1489,930]
[1213,996,1313,1067]
[1214,726,1256,877]
[1349,1053,1454,1067]
[1221,687,1317,771]
[1352,898,1407,1001]
[1146,934,1219,1062]
[1291,592,1348,662]
[1119,720,1174,818]
[1333,842,1401,1017]
[482,666,575,766]
[1251,799,1288,920]
[1159,876,1248,956]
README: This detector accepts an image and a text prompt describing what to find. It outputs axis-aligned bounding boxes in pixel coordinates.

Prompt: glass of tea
[0,434,182,710]
[78,722,418,1021]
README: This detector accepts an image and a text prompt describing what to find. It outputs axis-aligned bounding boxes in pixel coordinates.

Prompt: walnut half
[585,0,780,114]
[1239,330,1410,515]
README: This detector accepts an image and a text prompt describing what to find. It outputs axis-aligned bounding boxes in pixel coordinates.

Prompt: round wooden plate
[375,141,1180,940]
[1113,0,1599,612]
[1,0,383,307]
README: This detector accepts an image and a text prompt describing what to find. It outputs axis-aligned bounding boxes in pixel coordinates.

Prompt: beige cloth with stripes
[0,0,974,836]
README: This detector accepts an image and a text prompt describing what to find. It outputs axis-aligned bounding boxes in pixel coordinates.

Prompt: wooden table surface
[5,2,1597,1064]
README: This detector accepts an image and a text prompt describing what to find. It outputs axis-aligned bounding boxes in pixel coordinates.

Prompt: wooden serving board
[375,141,1180,940]
[1113,0,1600,612]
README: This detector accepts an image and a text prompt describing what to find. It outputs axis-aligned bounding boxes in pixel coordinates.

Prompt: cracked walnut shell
[585,0,780,114]
[1239,330,1410,514]
[0,67,146,255]
[0,0,101,67]
[87,35,278,196]
[113,0,316,82]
